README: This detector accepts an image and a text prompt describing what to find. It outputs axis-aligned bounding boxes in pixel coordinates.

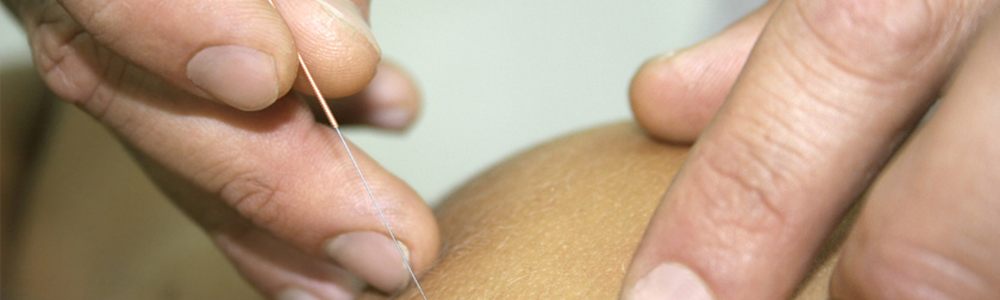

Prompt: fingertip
[211,228,362,300]
[324,62,421,130]
[313,189,439,295]
[624,263,714,300]
[279,0,382,98]
[629,51,707,143]
[302,136,438,292]
[628,37,752,143]
[187,45,282,111]
[361,63,421,130]
[367,107,416,131]
[55,0,299,110]
[324,232,412,293]
[628,1,779,144]
[314,0,381,56]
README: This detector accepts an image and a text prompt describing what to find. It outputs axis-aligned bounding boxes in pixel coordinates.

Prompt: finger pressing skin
[622,0,991,299]
[215,228,361,300]
[323,62,421,130]
[135,159,363,299]
[55,0,299,111]
[54,34,437,297]
[272,0,381,99]
[123,91,439,295]
[629,0,779,143]
[19,0,432,295]
[832,9,1000,299]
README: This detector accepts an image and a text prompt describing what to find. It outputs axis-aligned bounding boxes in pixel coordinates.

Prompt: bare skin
[8,120,852,299]
[354,122,853,299]
[3,0,432,295]
[628,1,1000,298]
[7,0,1000,297]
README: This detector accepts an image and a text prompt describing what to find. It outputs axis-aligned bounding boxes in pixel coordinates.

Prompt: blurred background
[2,0,764,298]
[361,0,762,202]
[2,0,763,204]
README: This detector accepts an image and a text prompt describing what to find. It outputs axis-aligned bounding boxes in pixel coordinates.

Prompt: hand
[5,0,439,298]
[623,0,1000,299]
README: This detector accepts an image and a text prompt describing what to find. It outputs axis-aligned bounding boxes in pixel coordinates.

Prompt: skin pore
[7,112,853,299]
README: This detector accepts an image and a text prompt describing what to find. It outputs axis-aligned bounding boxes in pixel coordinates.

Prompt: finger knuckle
[688,132,799,234]
[27,4,103,104]
[796,0,952,70]
[218,171,287,229]
[839,238,997,299]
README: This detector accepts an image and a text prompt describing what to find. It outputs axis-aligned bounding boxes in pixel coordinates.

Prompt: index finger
[270,0,381,99]
[53,0,298,110]
[621,0,991,299]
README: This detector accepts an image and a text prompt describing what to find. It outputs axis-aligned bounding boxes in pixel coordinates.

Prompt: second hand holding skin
[624,0,1000,299]
[6,0,440,298]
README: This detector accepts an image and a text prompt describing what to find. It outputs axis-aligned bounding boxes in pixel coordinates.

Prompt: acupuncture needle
[265,1,429,299]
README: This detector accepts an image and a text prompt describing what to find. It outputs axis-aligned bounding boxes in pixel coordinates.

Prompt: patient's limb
[361,122,853,299]
[10,120,850,299]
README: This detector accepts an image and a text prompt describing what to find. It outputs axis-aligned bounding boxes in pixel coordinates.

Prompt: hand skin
[628,0,1000,299]
[358,122,856,300]
[2,0,437,297]
[9,120,853,299]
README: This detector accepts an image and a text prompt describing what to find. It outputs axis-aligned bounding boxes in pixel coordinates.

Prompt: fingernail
[654,51,677,61]
[627,263,713,300]
[325,232,410,293]
[276,287,319,300]
[316,0,381,55]
[644,51,677,65]
[368,107,413,129]
[187,45,279,111]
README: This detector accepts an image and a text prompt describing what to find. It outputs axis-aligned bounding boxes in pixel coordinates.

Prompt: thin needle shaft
[266,1,429,299]
[299,47,431,300]
[331,126,429,300]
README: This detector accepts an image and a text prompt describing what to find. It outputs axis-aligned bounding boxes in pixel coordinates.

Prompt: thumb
[629,0,779,143]
[56,0,380,111]
[272,0,381,100]
[112,88,439,296]
[57,0,298,110]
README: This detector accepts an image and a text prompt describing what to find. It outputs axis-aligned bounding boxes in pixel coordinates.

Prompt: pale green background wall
[2,0,764,204]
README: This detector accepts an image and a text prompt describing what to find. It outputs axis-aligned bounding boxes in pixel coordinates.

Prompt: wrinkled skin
[627,1,1000,299]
